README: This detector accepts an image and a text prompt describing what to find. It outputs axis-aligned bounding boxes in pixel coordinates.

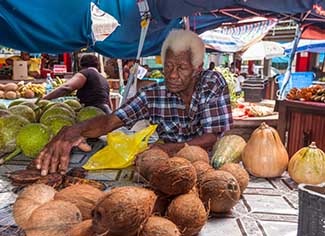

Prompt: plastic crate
[276,72,315,96]
[242,78,268,102]
[297,184,325,236]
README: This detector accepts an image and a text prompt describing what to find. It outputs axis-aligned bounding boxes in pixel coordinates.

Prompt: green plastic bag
[83,125,157,170]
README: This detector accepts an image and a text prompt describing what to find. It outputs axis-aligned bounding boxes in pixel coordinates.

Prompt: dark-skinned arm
[35,114,124,176]
[151,133,218,156]
[43,73,86,100]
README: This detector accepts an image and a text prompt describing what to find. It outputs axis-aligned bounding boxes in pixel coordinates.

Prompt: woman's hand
[35,125,91,176]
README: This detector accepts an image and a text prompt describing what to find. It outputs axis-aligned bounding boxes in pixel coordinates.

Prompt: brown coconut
[25,200,82,236]
[139,216,181,236]
[150,157,197,196]
[13,184,56,229]
[152,191,172,216]
[220,163,249,194]
[176,144,209,163]
[135,147,169,181]
[0,90,4,99]
[67,219,95,236]
[192,161,213,185]
[167,193,207,236]
[92,186,157,236]
[54,184,105,219]
[199,170,240,213]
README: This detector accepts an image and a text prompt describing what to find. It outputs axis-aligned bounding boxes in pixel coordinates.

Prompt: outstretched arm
[43,73,86,100]
[35,114,124,175]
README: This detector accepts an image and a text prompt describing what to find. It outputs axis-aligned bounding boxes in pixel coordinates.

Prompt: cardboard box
[13,60,28,80]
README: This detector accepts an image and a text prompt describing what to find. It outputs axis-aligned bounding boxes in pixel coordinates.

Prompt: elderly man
[36,29,233,176]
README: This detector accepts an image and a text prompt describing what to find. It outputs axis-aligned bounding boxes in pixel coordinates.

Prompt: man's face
[164,49,198,94]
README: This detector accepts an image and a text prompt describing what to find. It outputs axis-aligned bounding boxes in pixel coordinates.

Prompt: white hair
[161,29,205,68]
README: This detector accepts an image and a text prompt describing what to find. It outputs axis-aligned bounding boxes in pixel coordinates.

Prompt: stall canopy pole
[279,24,303,99]
[121,0,151,104]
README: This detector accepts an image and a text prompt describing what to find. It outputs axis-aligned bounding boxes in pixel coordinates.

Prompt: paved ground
[0,139,299,236]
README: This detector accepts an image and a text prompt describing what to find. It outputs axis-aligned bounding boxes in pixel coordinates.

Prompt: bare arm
[43,73,86,100]
[35,114,124,175]
[151,133,218,156]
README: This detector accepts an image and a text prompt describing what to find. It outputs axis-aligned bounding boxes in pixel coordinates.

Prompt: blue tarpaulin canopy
[1,0,325,58]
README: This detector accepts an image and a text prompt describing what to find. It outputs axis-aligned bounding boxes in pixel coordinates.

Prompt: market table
[0,136,298,236]
[226,114,278,141]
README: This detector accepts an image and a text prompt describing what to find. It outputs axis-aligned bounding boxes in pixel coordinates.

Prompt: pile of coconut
[13,144,249,236]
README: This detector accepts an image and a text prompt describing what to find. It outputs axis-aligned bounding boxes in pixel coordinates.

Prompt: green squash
[211,135,246,169]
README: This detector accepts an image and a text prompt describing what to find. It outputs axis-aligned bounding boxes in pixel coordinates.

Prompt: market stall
[0,1,325,236]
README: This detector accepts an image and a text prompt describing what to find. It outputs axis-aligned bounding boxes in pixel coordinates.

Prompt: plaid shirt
[114,70,233,143]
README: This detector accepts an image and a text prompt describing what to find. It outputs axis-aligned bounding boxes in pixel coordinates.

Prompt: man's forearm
[77,114,124,138]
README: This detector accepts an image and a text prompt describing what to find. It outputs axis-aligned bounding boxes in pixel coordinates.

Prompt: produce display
[286,85,325,103]
[211,134,246,168]
[242,122,289,178]
[288,142,325,185]
[2,91,324,236]
[0,99,106,164]
[214,67,243,107]
[232,102,276,119]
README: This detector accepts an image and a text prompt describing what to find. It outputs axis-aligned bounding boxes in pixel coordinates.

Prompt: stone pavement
[0,139,299,236]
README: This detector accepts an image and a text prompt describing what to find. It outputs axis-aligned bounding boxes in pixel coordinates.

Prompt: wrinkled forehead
[165,49,192,64]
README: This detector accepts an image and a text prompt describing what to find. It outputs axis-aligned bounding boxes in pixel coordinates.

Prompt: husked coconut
[139,216,181,236]
[199,170,240,213]
[92,186,156,236]
[220,163,249,194]
[22,89,35,98]
[150,157,197,196]
[0,90,4,99]
[54,184,105,219]
[13,184,56,229]
[67,219,95,236]
[152,191,171,216]
[192,161,213,185]
[25,200,82,236]
[135,147,169,181]
[176,144,209,163]
[167,193,207,236]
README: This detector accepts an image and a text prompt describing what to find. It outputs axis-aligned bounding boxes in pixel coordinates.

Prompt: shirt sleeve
[113,90,149,128]
[200,84,233,137]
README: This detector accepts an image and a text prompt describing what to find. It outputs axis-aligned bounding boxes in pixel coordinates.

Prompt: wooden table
[226,114,278,141]
[277,99,325,157]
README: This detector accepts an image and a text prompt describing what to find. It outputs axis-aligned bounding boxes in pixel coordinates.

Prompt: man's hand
[35,126,91,176]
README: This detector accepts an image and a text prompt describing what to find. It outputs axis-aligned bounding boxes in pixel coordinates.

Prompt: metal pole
[279,24,303,99]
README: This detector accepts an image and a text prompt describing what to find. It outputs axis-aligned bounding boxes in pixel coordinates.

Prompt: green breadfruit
[40,106,75,124]
[77,106,105,122]
[44,102,75,115]
[0,103,7,110]
[0,115,30,153]
[8,100,25,108]
[16,123,52,158]
[64,99,82,111]
[8,105,36,122]
[41,115,75,135]
[0,110,11,117]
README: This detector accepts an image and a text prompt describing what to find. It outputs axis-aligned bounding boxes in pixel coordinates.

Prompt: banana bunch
[17,82,46,98]
[52,76,66,89]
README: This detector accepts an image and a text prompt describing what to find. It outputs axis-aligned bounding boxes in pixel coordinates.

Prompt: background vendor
[43,54,112,114]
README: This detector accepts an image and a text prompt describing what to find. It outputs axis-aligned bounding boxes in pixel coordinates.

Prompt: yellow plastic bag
[83,125,157,170]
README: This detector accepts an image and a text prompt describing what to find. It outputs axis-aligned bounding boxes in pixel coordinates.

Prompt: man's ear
[194,63,203,76]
